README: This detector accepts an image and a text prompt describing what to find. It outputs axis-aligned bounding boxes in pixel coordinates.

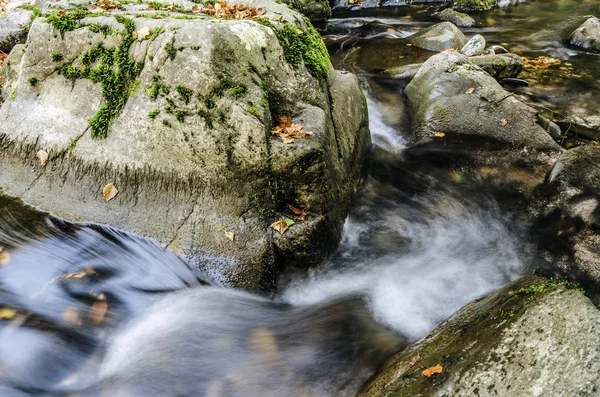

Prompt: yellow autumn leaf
[225,231,234,242]
[434,132,445,137]
[0,247,10,265]
[103,183,118,202]
[465,87,474,94]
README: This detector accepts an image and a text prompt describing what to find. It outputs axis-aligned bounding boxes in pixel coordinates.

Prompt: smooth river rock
[460,34,485,56]
[568,16,600,53]
[404,52,559,150]
[432,8,475,28]
[408,22,466,52]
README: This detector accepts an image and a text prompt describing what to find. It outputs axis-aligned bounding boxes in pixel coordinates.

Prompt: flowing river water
[1,1,599,396]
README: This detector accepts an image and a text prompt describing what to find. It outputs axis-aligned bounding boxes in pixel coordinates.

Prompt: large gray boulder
[359,276,600,397]
[0,8,35,53]
[0,1,370,293]
[568,16,600,53]
[408,22,466,52]
[404,52,559,150]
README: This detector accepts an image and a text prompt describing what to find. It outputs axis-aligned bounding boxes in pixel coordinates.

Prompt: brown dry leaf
[37,150,48,166]
[288,205,307,220]
[89,6,105,13]
[225,231,234,242]
[0,307,17,320]
[271,218,289,235]
[465,87,474,94]
[434,132,445,137]
[272,115,312,144]
[103,183,118,202]
[409,353,421,367]
[422,364,443,377]
[89,301,108,324]
[0,247,10,266]
[63,307,82,327]
[198,0,265,19]
[500,119,508,127]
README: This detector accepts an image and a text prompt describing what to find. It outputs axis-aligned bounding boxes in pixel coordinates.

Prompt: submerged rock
[408,22,466,52]
[568,16,600,53]
[468,53,523,80]
[280,0,331,26]
[432,8,475,28]
[404,52,559,149]
[460,34,485,56]
[359,276,600,397]
[0,1,370,293]
[0,8,34,53]
[385,53,523,81]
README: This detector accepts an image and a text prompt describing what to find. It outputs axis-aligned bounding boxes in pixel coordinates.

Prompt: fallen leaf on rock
[422,364,443,377]
[103,183,118,202]
[272,115,312,144]
[37,150,48,166]
[197,0,266,19]
[225,231,234,242]
[271,218,289,234]
[89,6,105,13]
[89,301,108,324]
[434,132,445,137]
[138,26,150,39]
[288,205,307,220]
[0,247,10,265]
[434,84,439,88]
[465,87,474,94]
[500,119,508,127]
[0,307,17,320]
[63,307,82,327]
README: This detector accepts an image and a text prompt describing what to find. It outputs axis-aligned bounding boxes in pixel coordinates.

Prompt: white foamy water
[282,184,526,341]
[362,83,407,153]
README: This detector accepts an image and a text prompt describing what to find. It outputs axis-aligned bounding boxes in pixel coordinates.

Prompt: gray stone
[460,34,485,56]
[408,22,466,52]
[569,16,600,53]
[359,276,600,397]
[0,2,370,293]
[404,52,560,150]
[385,53,523,81]
[432,8,475,28]
[0,9,34,53]
[280,0,331,25]
[468,53,523,79]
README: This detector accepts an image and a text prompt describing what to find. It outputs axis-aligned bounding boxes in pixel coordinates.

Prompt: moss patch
[454,0,497,11]
[254,18,329,79]
[56,16,144,139]
[510,278,584,297]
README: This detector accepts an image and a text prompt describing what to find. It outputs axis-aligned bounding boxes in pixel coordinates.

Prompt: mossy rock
[359,275,600,396]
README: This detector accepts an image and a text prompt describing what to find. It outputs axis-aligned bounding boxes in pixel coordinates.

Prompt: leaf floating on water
[422,364,443,377]
[89,301,108,324]
[63,271,87,280]
[225,231,235,242]
[465,87,474,94]
[103,183,118,202]
[0,247,10,266]
[0,307,17,320]
[288,205,307,220]
[63,307,82,327]
[37,150,48,166]
[500,119,508,127]
[271,218,289,235]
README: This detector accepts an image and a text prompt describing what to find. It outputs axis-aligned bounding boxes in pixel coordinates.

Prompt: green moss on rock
[255,18,329,79]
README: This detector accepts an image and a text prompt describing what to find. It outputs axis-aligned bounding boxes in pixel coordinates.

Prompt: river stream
[1,1,599,396]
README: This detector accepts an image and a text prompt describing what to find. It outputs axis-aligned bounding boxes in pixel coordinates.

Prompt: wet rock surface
[408,22,466,52]
[568,16,600,53]
[359,276,600,397]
